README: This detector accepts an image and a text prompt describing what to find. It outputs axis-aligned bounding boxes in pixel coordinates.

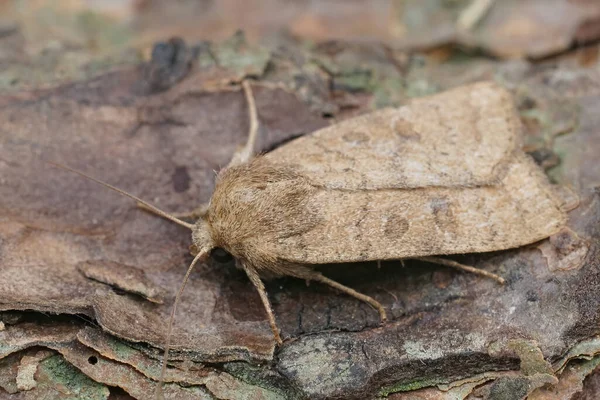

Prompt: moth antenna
[49,162,194,230]
[243,79,259,156]
[225,79,259,168]
[154,250,208,400]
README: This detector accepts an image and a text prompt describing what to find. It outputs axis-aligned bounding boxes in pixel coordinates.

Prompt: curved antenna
[225,79,259,168]
[154,249,208,400]
[49,162,194,230]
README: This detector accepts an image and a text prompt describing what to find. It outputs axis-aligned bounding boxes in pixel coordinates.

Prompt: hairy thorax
[204,157,321,272]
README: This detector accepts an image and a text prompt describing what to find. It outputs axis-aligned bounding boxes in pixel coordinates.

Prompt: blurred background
[0,0,599,93]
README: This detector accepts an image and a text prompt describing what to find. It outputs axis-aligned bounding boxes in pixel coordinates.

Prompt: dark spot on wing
[393,117,421,141]
[383,214,409,239]
[430,196,456,231]
[342,130,370,144]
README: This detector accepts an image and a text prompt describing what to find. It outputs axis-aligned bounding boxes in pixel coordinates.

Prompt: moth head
[191,218,216,257]
[50,162,222,400]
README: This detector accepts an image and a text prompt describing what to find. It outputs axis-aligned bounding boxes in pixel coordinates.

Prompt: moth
[55,80,566,396]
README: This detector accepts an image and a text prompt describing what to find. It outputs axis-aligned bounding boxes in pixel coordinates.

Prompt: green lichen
[372,76,405,108]
[102,335,163,378]
[224,362,304,400]
[519,108,555,148]
[38,355,109,400]
[508,340,553,376]
[74,11,131,50]
[19,2,132,52]
[0,4,139,93]
[334,69,374,92]
[554,336,600,372]
[109,337,137,360]
[547,148,569,183]
[487,376,530,400]
[197,45,218,69]
[210,31,270,77]
[403,78,441,98]
[331,67,409,108]
[547,107,582,184]
[311,44,411,108]
[379,377,445,397]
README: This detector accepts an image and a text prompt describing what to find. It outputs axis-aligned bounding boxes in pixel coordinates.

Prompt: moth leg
[227,80,260,168]
[413,256,505,284]
[241,262,283,345]
[289,268,387,323]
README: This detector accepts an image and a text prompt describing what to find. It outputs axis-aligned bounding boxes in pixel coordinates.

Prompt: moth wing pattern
[259,153,566,264]
[265,81,521,190]
[253,82,567,265]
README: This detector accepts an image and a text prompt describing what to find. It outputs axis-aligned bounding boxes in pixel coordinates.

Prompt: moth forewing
[266,81,521,190]
[224,81,566,266]
[248,153,566,265]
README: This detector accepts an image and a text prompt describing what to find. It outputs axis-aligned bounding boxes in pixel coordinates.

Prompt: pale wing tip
[436,80,513,109]
[411,80,514,111]
[463,80,510,96]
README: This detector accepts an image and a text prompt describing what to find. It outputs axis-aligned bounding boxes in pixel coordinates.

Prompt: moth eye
[211,247,234,263]
[189,244,199,255]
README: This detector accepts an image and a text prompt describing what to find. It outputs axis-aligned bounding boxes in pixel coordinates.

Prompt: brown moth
[55,80,566,397]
